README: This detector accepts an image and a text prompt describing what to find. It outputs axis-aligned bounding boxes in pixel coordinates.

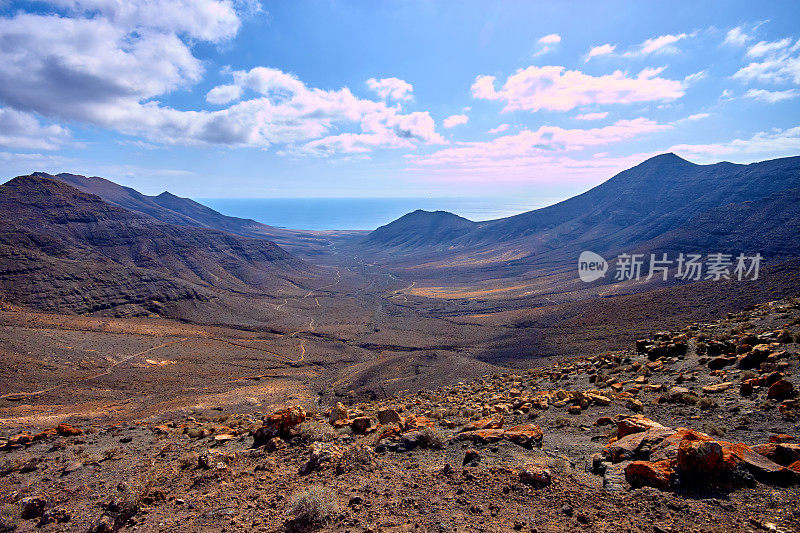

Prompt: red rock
[726,442,791,483]
[595,416,613,426]
[459,415,504,433]
[56,423,83,437]
[7,433,32,447]
[456,429,505,444]
[32,428,58,441]
[252,405,306,447]
[617,415,666,439]
[789,460,800,473]
[402,414,435,431]
[603,427,676,463]
[769,434,796,443]
[768,379,795,400]
[677,437,723,475]
[504,424,543,448]
[752,443,800,466]
[625,460,673,490]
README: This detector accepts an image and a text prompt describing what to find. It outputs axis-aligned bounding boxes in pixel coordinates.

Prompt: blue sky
[1,0,799,200]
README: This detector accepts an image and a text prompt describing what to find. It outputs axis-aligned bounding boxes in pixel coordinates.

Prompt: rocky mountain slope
[1,298,799,532]
[0,175,314,315]
[363,210,476,249]
[48,173,272,239]
[361,154,800,260]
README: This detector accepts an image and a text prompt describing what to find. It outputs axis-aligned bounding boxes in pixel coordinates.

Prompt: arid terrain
[1,155,800,531]
[1,298,799,532]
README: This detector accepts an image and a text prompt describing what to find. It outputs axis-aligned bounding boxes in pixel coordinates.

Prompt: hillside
[361,154,800,259]
[47,173,271,238]
[1,299,799,532]
[363,210,476,249]
[0,175,314,315]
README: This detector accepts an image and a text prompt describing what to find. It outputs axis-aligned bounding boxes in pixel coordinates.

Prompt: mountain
[362,154,800,259]
[633,186,800,260]
[46,172,270,238]
[363,210,476,249]
[0,175,313,315]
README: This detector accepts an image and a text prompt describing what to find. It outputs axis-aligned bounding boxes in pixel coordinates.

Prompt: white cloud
[443,114,469,128]
[487,124,510,134]
[744,88,800,103]
[724,26,751,47]
[532,33,561,57]
[0,108,71,150]
[366,77,414,101]
[0,7,441,156]
[683,70,708,86]
[574,112,608,121]
[408,118,671,170]
[298,110,444,155]
[672,113,710,123]
[734,37,800,85]
[471,66,684,112]
[669,126,800,162]
[625,33,687,57]
[585,44,616,61]
[40,0,248,42]
[206,84,243,105]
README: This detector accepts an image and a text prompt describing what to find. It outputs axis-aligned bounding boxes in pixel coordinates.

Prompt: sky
[0,0,799,200]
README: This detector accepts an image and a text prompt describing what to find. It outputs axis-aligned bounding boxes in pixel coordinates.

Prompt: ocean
[198,197,557,231]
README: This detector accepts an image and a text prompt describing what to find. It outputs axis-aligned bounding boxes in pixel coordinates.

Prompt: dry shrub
[286,486,339,527]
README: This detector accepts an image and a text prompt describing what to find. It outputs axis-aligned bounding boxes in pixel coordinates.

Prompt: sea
[198,197,559,231]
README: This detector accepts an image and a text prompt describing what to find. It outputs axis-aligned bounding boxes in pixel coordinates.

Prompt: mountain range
[0,175,315,315]
[362,154,800,264]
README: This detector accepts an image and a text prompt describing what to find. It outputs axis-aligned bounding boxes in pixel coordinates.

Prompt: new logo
[578,251,608,282]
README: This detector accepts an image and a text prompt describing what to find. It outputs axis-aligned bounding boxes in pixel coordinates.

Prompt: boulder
[738,345,771,369]
[768,380,795,400]
[329,402,349,424]
[626,399,644,412]
[459,415,504,433]
[677,438,724,475]
[617,415,665,439]
[252,405,306,447]
[303,442,343,473]
[351,417,371,434]
[56,423,83,437]
[702,382,734,394]
[625,460,672,490]
[503,424,543,448]
[455,429,505,444]
[519,464,552,488]
[603,426,676,463]
[376,409,402,425]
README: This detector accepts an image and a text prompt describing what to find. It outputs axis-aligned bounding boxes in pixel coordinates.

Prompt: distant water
[198,197,556,231]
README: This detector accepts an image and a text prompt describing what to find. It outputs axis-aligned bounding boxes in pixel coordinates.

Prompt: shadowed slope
[0,175,315,315]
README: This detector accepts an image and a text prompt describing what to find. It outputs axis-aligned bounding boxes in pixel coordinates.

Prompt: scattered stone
[377,409,402,425]
[768,379,795,400]
[56,423,83,437]
[702,382,734,394]
[20,496,46,519]
[519,464,552,488]
[329,402,349,424]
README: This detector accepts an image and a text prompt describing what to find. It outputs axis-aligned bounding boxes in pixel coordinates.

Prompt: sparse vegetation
[286,486,339,528]
[297,420,339,443]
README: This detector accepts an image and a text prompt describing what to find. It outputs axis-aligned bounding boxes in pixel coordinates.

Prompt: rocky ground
[1,298,800,532]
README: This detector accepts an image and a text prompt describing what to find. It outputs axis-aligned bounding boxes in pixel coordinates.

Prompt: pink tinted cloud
[408,118,671,171]
[471,66,684,112]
